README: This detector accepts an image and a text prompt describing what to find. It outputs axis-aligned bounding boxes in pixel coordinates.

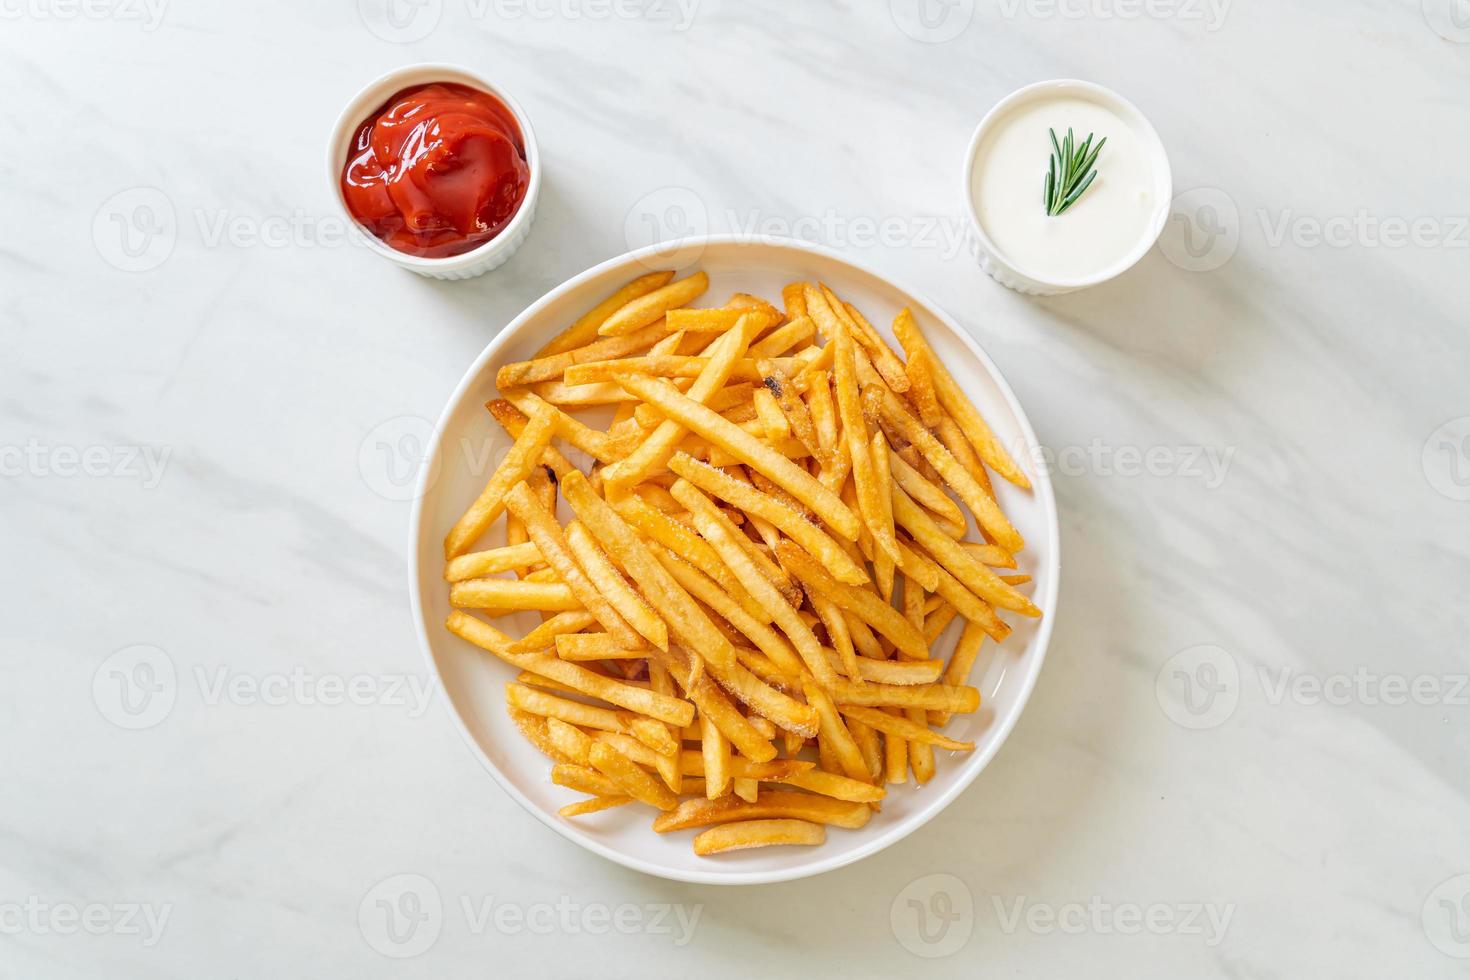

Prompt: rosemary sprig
[1043,127,1106,216]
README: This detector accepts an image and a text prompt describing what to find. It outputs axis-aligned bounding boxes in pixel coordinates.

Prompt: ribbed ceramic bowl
[327,63,540,280]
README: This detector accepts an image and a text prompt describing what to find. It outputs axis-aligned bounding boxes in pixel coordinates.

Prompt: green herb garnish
[1043,127,1106,216]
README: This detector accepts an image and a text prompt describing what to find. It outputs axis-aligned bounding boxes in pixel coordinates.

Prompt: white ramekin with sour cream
[962,79,1172,296]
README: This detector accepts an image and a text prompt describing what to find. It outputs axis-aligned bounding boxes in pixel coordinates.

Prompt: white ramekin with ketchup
[328,64,541,280]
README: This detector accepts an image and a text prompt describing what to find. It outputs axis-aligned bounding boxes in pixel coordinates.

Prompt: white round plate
[408,237,1059,885]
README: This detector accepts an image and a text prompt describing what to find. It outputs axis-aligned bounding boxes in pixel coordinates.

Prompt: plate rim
[407,235,1060,885]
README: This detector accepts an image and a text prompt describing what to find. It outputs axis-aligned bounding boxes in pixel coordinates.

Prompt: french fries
[439,267,1042,856]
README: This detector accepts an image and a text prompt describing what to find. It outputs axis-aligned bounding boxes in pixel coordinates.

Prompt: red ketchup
[341,83,530,258]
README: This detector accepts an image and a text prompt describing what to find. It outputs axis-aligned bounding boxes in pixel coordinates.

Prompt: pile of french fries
[443,268,1040,857]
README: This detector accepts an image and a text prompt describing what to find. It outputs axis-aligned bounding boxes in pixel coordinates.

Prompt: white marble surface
[3,1,1469,976]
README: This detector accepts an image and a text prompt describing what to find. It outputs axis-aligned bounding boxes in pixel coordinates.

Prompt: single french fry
[824,648,944,686]
[962,541,1018,569]
[444,406,556,558]
[907,707,937,784]
[652,792,872,832]
[750,386,788,443]
[504,482,644,646]
[827,677,979,713]
[883,711,908,785]
[593,731,662,767]
[870,429,897,600]
[589,741,678,810]
[508,683,628,733]
[565,354,791,387]
[552,763,624,796]
[627,715,680,758]
[810,588,863,690]
[935,412,995,499]
[700,712,731,799]
[513,670,585,697]
[668,453,867,586]
[450,578,582,612]
[923,603,960,645]
[559,795,634,817]
[505,610,598,653]
[444,541,544,582]
[905,348,943,427]
[598,271,709,337]
[536,270,675,356]
[559,469,736,671]
[664,304,780,335]
[554,633,647,661]
[564,520,668,650]
[749,315,814,358]
[839,704,974,751]
[892,307,1030,488]
[782,281,809,319]
[611,373,861,541]
[931,620,989,726]
[646,659,683,794]
[693,818,826,855]
[781,768,886,803]
[508,705,575,764]
[544,717,594,765]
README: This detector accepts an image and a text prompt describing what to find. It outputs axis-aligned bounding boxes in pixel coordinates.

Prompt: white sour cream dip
[969,92,1163,285]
